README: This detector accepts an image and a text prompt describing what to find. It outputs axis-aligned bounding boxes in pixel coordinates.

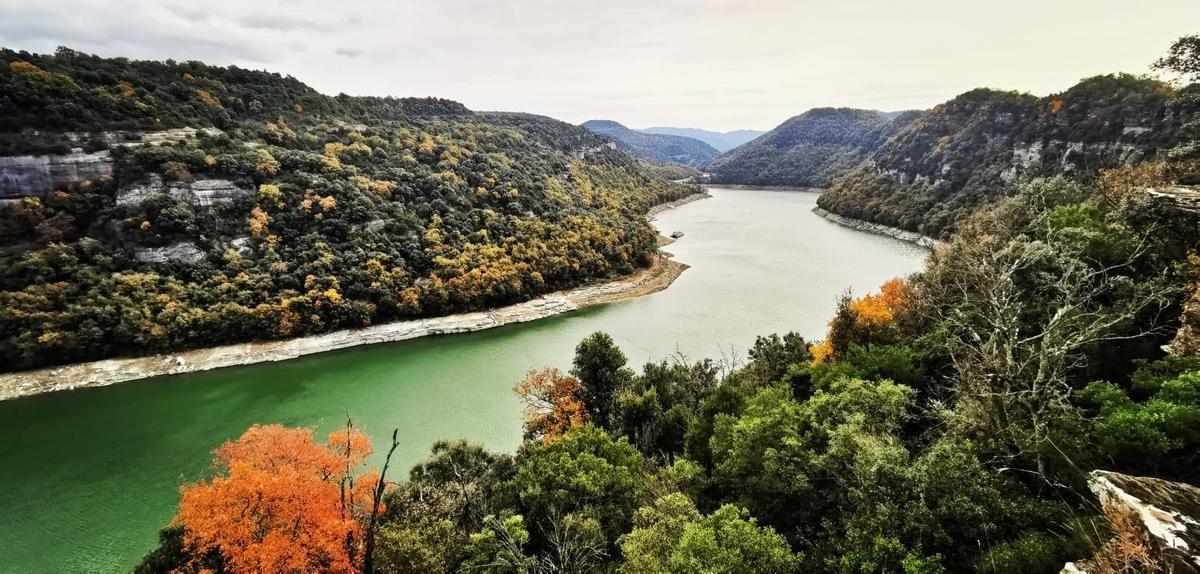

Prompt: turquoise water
[0,188,927,573]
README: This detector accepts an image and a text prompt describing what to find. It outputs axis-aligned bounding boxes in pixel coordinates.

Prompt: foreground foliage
[143,170,1199,573]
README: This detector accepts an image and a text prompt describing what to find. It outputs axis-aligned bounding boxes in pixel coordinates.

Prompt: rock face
[1147,186,1200,216]
[178,179,252,206]
[0,128,225,199]
[1064,470,1200,573]
[116,175,252,208]
[134,242,205,264]
[0,151,114,198]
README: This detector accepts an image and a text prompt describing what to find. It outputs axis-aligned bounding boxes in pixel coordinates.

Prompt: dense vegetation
[710,43,1200,237]
[0,48,698,371]
[818,75,1199,236]
[140,165,1199,572]
[581,120,719,167]
[704,108,901,188]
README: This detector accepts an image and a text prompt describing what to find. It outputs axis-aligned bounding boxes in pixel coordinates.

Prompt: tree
[408,439,508,531]
[514,368,589,442]
[1153,35,1200,82]
[504,425,649,544]
[172,424,384,573]
[620,494,801,574]
[1078,371,1200,483]
[571,332,633,426]
[746,332,811,384]
[927,236,1170,474]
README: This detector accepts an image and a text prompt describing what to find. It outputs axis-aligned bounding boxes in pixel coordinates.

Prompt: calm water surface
[0,187,927,573]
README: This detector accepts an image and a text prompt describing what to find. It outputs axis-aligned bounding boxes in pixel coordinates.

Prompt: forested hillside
[704,108,902,187]
[0,47,698,371]
[710,51,1200,236]
[581,120,719,166]
[818,74,1200,235]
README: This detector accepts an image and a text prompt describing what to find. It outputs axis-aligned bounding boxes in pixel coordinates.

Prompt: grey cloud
[235,13,330,32]
[335,47,363,58]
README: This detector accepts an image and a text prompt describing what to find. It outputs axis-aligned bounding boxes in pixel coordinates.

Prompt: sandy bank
[0,193,711,401]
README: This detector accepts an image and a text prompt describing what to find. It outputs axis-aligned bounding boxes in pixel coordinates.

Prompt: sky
[1,0,1197,132]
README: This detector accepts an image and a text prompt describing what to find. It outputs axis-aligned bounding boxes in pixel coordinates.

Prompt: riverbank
[812,207,940,249]
[0,254,689,401]
[699,183,821,193]
[0,193,710,401]
[647,190,710,218]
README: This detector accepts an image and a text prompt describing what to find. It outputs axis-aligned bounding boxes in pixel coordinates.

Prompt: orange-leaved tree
[175,422,393,573]
[514,367,589,442]
[813,277,912,364]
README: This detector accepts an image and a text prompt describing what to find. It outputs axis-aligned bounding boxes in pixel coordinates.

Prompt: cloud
[1,0,1198,130]
[235,13,329,33]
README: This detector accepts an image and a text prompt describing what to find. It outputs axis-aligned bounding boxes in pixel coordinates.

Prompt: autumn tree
[514,367,588,441]
[173,423,388,573]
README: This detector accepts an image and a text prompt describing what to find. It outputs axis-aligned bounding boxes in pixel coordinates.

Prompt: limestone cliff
[0,150,113,198]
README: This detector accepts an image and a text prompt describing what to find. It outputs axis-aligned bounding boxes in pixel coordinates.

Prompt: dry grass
[1084,506,1163,574]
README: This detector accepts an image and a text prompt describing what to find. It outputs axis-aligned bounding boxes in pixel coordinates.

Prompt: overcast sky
[2,0,1197,131]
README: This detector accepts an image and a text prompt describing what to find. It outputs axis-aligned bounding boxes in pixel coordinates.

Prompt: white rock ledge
[812,207,940,249]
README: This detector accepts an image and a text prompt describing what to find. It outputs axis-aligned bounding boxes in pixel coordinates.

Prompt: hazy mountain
[581,120,719,166]
[704,108,898,188]
[640,127,765,152]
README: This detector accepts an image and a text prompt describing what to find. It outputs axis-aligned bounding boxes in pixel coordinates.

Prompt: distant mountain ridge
[640,126,765,152]
[581,120,719,166]
[705,108,898,188]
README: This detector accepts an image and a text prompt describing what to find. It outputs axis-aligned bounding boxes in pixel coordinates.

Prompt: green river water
[0,187,927,573]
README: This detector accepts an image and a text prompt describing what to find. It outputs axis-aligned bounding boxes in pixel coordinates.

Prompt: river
[0,187,928,573]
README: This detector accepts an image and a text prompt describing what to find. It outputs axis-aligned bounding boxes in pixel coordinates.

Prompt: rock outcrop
[133,242,205,264]
[0,150,113,198]
[116,175,251,208]
[1064,470,1200,573]
[0,128,225,198]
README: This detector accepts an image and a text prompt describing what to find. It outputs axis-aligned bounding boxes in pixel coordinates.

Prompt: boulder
[1066,470,1200,573]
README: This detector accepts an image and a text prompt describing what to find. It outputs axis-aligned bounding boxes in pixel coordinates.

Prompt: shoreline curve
[0,192,710,402]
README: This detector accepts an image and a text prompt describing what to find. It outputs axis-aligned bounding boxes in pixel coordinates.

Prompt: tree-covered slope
[581,119,719,166]
[0,48,698,371]
[817,75,1199,236]
[704,108,899,187]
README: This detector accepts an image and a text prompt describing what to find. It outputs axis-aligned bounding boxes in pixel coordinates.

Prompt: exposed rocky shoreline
[812,206,940,249]
[646,190,710,218]
[0,195,708,401]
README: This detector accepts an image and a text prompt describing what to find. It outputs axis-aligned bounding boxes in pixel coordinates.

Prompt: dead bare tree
[919,231,1174,481]
[363,429,400,574]
[538,512,608,574]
